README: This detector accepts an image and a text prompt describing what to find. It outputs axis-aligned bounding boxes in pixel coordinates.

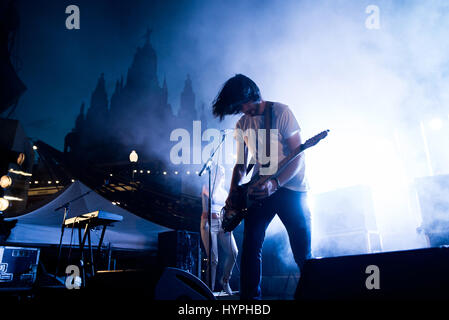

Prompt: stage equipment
[312,185,382,257]
[158,230,201,278]
[0,174,27,191]
[0,119,34,216]
[0,246,40,291]
[0,197,9,211]
[155,267,215,300]
[60,210,122,285]
[415,174,449,247]
[295,247,449,300]
[86,269,161,302]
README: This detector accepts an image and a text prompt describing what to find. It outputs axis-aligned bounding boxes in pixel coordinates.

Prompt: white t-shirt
[202,183,228,214]
[211,185,227,213]
[234,102,308,192]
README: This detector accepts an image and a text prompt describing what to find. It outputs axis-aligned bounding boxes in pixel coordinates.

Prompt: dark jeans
[240,188,311,300]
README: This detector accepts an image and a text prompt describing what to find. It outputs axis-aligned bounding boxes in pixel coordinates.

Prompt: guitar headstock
[302,129,329,150]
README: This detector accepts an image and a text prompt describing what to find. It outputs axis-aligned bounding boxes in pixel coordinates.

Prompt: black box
[158,231,200,277]
[296,247,449,300]
[0,246,40,290]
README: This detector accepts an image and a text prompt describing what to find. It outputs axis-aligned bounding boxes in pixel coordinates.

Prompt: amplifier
[296,247,449,300]
[0,246,40,290]
[158,231,200,277]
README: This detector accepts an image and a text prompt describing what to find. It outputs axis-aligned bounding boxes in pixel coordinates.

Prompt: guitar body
[221,129,329,233]
[222,179,259,232]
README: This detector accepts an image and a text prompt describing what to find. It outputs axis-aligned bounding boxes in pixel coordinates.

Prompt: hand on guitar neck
[247,177,279,200]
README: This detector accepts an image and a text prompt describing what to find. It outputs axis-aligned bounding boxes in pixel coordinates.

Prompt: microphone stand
[198,132,226,291]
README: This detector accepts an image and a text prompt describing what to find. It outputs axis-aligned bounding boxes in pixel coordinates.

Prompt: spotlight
[33,145,38,150]
[186,171,190,175]
[174,171,178,175]
[0,176,12,189]
[8,169,32,177]
[163,171,167,175]
[0,198,10,211]
[4,196,23,201]
[147,170,150,174]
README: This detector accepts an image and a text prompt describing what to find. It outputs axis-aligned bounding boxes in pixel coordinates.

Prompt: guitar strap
[246,101,272,174]
[263,101,273,169]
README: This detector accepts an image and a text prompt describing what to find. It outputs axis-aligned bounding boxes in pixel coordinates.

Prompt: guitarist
[212,74,311,300]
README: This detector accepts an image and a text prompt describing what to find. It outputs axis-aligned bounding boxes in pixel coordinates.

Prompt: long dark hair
[212,74,261,121]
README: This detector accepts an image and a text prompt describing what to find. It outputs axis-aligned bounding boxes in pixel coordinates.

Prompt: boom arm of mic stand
[198,133,226,177]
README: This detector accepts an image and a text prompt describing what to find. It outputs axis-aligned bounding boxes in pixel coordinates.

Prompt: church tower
[86,73,108,122]
[178,74,196,120]
[126,28,158,92]
[75,102,85,132]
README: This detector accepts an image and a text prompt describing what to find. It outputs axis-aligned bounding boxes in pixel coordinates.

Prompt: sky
[13,0,193,148]
[7,0,449,256]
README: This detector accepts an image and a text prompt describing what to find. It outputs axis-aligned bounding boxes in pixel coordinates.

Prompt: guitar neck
[248,129,328,187]
[255,143,306,185]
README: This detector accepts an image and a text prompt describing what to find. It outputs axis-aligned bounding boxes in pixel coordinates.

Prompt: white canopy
[6,181,171,250]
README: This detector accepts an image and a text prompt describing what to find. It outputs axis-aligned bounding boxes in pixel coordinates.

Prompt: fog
[20,0,447,264]
[153,0,449,265]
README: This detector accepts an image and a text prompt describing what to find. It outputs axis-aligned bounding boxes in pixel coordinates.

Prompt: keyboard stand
[64,211,123,287]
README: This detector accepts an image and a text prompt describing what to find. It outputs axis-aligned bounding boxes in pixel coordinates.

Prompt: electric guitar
[221,129,329,232]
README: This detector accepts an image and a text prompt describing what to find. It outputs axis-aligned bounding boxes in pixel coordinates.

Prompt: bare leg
[200,218,218,291]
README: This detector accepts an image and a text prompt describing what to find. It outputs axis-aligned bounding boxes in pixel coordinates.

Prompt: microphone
[220,129,233,140]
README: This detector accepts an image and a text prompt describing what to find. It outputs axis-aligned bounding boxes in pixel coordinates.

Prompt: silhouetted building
[179,74,197,120]
[64,29,212,189]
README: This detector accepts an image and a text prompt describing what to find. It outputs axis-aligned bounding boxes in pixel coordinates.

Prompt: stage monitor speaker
[313,185,377,234]
[0,246,40,291]
[296,247,449,300]
[415,175,449,246]
[312,185,380,257]
[158,230,200,277]
[87,269,161,301]
[155,267,215,300]
[0,119,34,217]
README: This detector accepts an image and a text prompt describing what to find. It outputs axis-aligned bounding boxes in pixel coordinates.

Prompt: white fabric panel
[6,181,171,250]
